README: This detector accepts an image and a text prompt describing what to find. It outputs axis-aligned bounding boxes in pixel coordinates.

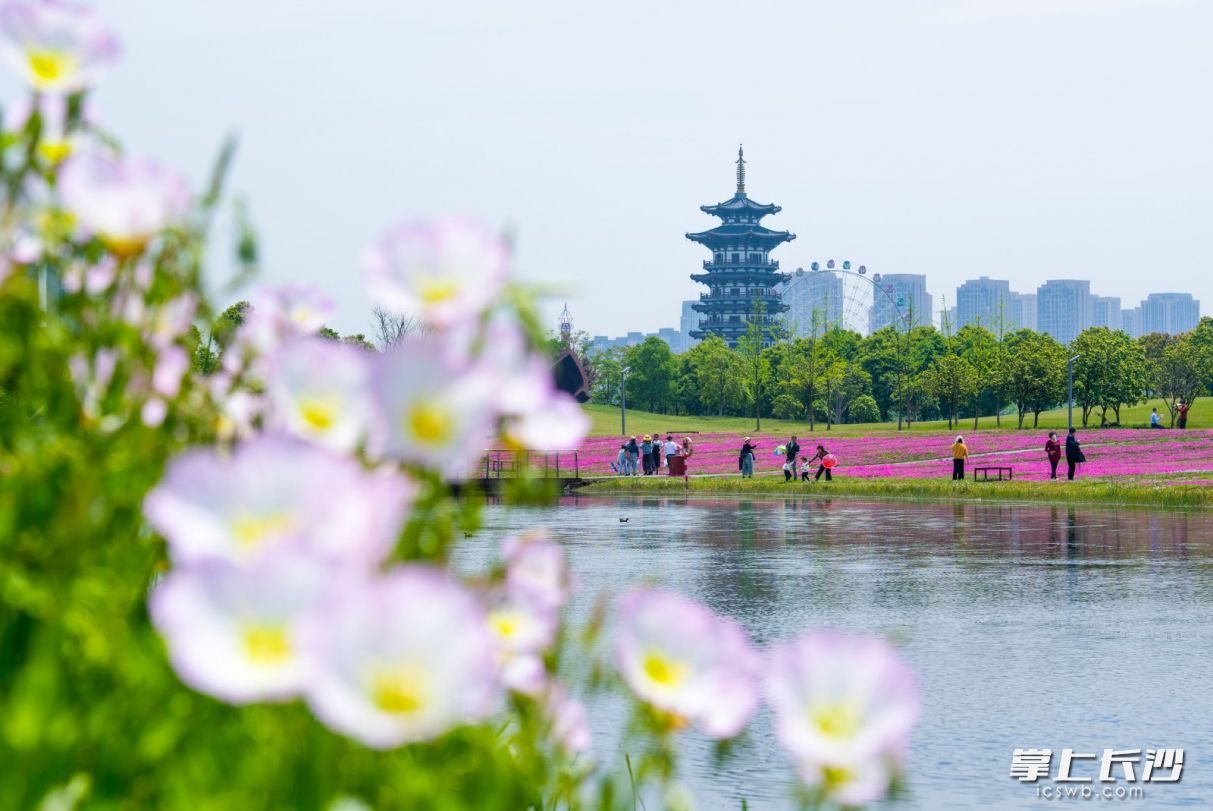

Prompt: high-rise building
[679,300,701,352]
[1139,293,1200,335]
[1122,307,1141,339]
[1036,280,1092,346]
[1010,292,1037,332]
[778,267,843,337]
[1092,296,1122,331]
[956,276,1012,330]
[687,146,794,347]
[870,273,929,332]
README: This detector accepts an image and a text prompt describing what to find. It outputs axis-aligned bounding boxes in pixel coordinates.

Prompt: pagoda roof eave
[685,229,796,246]
[699,194,782,217]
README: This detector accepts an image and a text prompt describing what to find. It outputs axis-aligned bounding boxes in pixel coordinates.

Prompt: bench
[973,466,1013,482]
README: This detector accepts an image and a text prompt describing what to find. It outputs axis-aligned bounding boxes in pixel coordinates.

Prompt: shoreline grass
[579,474,1213,509]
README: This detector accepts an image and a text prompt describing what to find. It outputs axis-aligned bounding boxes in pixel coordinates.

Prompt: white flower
[144,434,413,569]
[0,0,118,93]
[502,530,572,611]
[264,336,375,453]
[302,567,500,749]
[614,588,760,738]
[149,554,332,704]
[58,153,189,257]
[365,218,508,329]
[371,337,496,473]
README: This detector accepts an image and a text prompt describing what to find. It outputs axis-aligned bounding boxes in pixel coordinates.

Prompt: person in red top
[1045,432,1062,480]
[1178,401,1190,430]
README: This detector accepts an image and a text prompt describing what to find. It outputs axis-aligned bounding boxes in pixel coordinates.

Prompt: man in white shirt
[663,435,679,464]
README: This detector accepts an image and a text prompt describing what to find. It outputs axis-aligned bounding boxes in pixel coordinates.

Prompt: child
[799,455,812,482]
[613,444,627,475]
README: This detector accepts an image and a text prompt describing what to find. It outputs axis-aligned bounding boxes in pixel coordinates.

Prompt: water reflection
[454,497,1213,809]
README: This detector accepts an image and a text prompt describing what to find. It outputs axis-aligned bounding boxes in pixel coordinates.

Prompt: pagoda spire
[735,144,746,196]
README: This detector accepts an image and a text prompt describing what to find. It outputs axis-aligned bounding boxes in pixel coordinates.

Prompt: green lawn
[584,398,1205,437]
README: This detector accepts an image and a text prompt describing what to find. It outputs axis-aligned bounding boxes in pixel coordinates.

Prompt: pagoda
[687,146,794,346]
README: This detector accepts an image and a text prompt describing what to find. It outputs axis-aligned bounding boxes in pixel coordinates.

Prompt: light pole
[620,366,630,436]
[1067,354,1080,431]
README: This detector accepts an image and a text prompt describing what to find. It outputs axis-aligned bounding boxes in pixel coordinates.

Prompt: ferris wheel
[779,260,911,338]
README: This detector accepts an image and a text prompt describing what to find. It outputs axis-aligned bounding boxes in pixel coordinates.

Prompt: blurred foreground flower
[502,531,571,611]
[614,588,760,738]
[149,554,331,703]
[302,568,500,749]
[365,218,508,329]
[265,336,375,453]
[0,0,117,93]
[144,434,412,568]
[3,92,98,162]
[766,630,920,806]
[58,152,189,257]
[372,337,496,473]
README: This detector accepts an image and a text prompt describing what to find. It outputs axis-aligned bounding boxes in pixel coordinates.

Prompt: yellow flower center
[230,511,293,547]
[407,402,452,445]
[642,651,688,688]
[242,624,292,664]
[299,398,337,432]
[100,233,151,259]
[488,609,523,640]
[27,49,75,87]
[370,667,428,715]
[821,764,856,791]
[38,139,73,164]
[811,701,862,739]
[415,276,462,305]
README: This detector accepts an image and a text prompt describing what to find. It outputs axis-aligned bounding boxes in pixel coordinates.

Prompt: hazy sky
[9,0,1211,337]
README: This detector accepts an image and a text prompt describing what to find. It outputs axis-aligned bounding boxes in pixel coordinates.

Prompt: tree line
[581,314,1213,431]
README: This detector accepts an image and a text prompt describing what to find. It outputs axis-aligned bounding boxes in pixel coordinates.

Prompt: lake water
[453,495,1213,809]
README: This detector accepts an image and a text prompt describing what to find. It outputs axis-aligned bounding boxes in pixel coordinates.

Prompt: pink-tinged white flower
[372,337,496,473]
[264,336,374,453]
[502,389,589,452]
[302,567,500,748]
[4,92,99,162]
[149,554,332,704]
[232,285,334,366]
[544,682,591,755]
[0,0,118,93]
[614,588,760,738]
[144,434,413,569]
[364,218,508,329]
[144,293,197,349]
[141,396,167,428]
[502,530,572,611]
[765,630,920,806]
[152,344,189,398]
[486,589,557,695]
[58,153,189,257]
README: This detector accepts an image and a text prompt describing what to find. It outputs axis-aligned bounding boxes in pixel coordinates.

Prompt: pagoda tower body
[687,146,795,346]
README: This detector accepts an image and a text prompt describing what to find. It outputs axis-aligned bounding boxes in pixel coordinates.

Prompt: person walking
[1150,408,1163,429]
[640,435,653,475]
[809,445,832,481]
[625,436,639,476]
[1065,427,1085,480]
[783,435,801,482]
[951,435,969,481]
[1045,432,1062,480]
[1178,401,1190,430]
[739,437,757,478]
[799,455,812,482]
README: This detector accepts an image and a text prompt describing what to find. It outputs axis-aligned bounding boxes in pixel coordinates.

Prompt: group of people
[951,427,1088,481]
[1150,402,1191,429]
[739,435,836,482]
[613,434,694,476]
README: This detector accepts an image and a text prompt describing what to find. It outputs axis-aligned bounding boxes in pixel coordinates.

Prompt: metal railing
[481,450,581,479]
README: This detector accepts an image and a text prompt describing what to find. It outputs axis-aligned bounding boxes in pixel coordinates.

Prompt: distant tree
[622,336,677,412]
[685,336,745,417]
[955,323,998,429]
[848,394,881,424]
[371,306,423,349]
[194,300,249,374]
[342,333,376,351]
[1151,320,1213,426]
[317,326,341,341]
[771,393,804,420]
[1005,330,1067,428]
[1071,328,1146,426]
[922,353,978,430]
[736,303,774,430]
[590,347,625,406]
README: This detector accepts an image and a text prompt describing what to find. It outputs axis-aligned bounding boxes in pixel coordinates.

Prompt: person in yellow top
[951,436,969,481]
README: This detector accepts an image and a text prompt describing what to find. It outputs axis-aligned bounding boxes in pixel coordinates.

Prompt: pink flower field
[579,429,1213,485]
